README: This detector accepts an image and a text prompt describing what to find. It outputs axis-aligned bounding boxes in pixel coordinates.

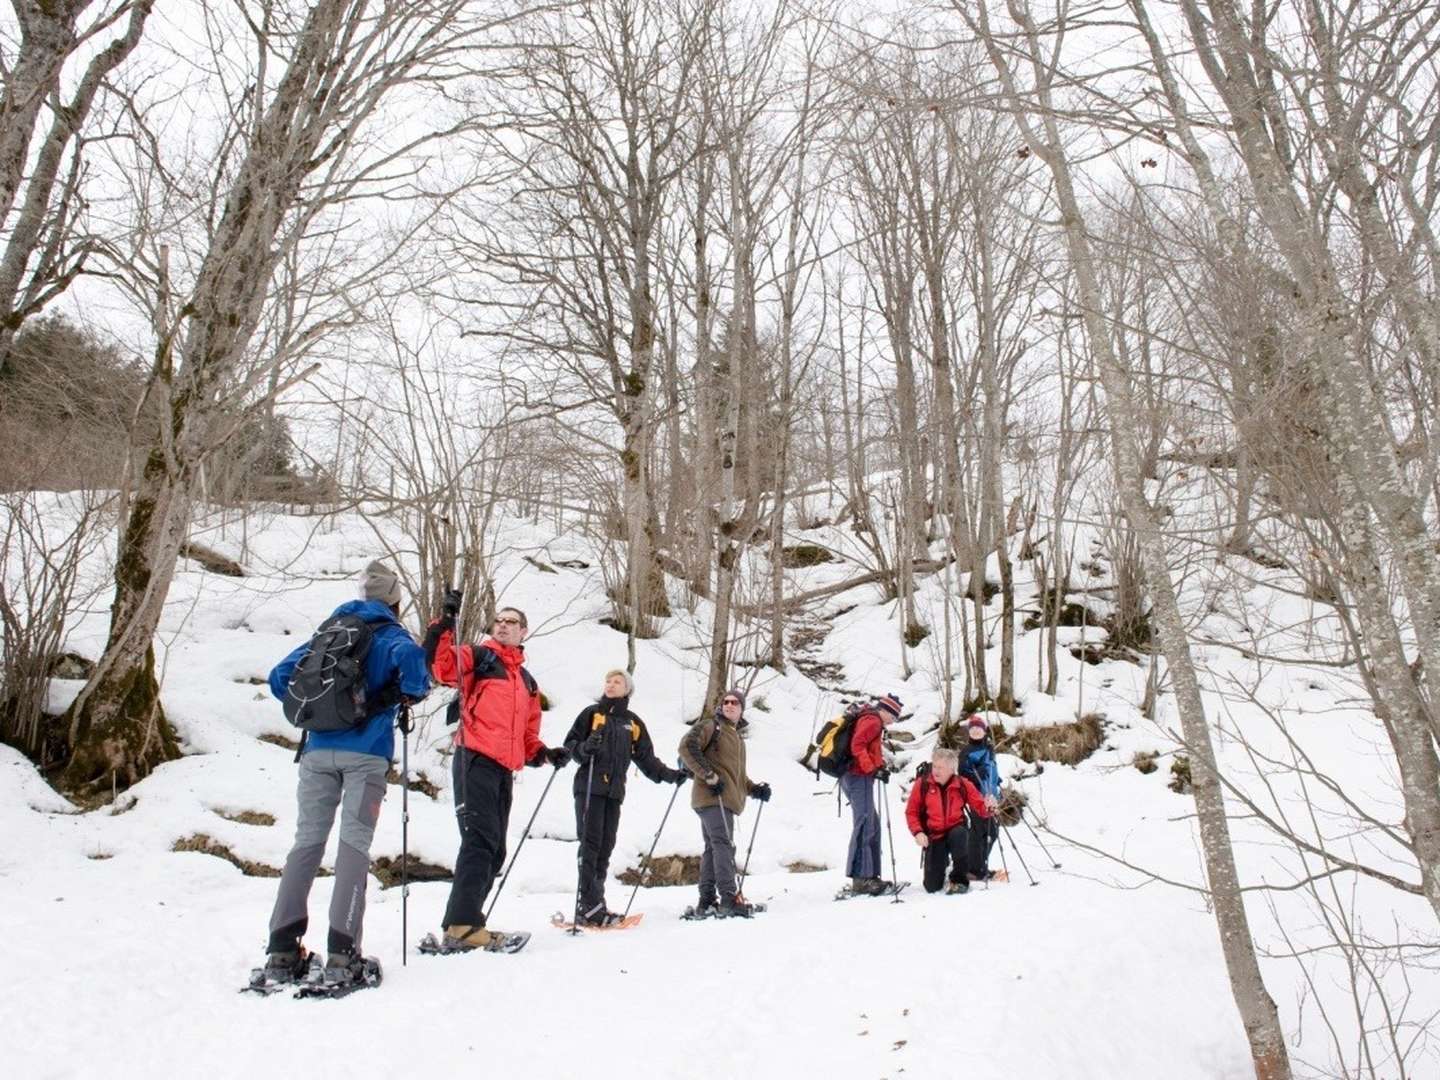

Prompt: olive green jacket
[678,716,756,815]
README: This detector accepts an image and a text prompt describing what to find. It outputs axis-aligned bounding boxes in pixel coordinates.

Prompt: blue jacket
[269,599,430,761]
[960,741,1000,799]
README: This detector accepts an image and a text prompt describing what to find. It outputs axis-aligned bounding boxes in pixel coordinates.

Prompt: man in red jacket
[425,592,567,949]
[842,693,903,895]
[906,747,990,893]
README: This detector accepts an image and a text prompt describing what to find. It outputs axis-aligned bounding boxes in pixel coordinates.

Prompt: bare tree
[63,0,529,793]
[956,2,1294,1075]
[0,0,153,370]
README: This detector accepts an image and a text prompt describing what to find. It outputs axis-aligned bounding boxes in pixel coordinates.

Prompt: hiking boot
[262,949,308,983]
[852,877,890,896]
[695,892,718,916]
[578,904,613,928]
[325,949,363,984]
[717,897,754,918]
[441,924,492,951]
[945,880,969,895]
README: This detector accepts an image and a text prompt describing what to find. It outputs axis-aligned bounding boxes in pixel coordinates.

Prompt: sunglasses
[722,698,742,706]
[494,616,523,627]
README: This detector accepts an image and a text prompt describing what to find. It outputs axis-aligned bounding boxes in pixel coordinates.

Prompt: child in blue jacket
[959,714,1001,880]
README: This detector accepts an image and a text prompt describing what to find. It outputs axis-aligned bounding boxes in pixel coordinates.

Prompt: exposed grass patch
[179,541,245,577]
[87,851,113,860]
[172,833,280,877]
[786,859,827,874]
[1002,713,1105,766]
[995,785,1029,827]
[1133,750,1160,775]
[385,768,441,800]
[903,622,929,647]
[258,732,300,752]
[781,543,834,568]
[213,807,276,826]
[370,855,453,889]
[618,853,700,888]
[1169,755,1193,794]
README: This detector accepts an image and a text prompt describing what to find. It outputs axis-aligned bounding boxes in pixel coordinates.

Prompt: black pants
[922,825,972,892]
[576,793,623,916]
[922,821,995,891]
[442,750,513,929]
[972,816,997,877]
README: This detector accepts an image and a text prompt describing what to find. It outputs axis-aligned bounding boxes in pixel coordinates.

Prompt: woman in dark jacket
[563,670,685,925]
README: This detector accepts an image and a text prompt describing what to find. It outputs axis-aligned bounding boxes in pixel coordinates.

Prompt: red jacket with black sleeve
[905,772,989,840]
[427,623,545,771]
[848,711,885,776]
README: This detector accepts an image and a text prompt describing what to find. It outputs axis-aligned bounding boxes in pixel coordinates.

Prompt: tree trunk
[62,446,186,791]
[966,5,1293,1074]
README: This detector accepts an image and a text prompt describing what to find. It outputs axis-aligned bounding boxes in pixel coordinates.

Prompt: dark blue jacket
[960,741,1000,799]
[269,599,430,761]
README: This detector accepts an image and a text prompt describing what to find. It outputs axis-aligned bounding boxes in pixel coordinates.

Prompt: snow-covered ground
[3,499,1435,1079]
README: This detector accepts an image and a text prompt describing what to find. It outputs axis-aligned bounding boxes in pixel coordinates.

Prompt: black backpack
[284,614,394,737]
[814,700,866,778]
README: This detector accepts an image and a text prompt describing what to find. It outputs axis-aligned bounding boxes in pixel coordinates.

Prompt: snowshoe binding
[552,910,644,932]
[242,948,320,996]
[294,953,382,1000]
[418,927,530,956]
[834,879,908,901]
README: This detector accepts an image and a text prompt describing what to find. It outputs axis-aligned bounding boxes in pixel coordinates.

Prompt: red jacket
[849,711,885,775]
[430,627,544,771]
[905,772,989,840]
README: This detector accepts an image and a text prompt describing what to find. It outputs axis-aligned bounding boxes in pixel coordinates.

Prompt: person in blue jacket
[260,560,429,986]
[958,714,1002,880]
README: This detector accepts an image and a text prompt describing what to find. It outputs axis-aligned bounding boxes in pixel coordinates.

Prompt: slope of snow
[2,501,1435,1078]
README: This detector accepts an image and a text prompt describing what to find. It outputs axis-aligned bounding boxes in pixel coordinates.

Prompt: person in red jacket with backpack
[424,591,567,950]
[842,693,903,896]
[906,746,991,893]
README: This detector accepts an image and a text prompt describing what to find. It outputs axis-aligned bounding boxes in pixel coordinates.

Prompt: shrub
[1004,713,1105,766]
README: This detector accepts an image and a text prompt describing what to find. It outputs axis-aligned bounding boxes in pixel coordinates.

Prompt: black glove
[581,731,603,757]
[875,767,891,784]
[706,776,726,796]
[441,588,463,618]
[545,746,569,768]
[670,769,688,785]
[751,782,771,802]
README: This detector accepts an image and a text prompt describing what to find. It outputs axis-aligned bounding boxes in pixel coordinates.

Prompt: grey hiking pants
[841,771,882,879]
[267,748,388,956]
[696,804,738,903]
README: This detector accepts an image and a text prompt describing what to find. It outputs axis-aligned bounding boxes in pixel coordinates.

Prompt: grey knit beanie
[361,559,403,607]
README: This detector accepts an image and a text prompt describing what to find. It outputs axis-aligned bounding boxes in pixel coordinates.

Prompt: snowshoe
[716,897,755,918]
[682,900,766,920]
[417,929,531,956]
[834,880,908,901]
[551,911,644,932]
[294,955,382,1000]
[241,949,320,996]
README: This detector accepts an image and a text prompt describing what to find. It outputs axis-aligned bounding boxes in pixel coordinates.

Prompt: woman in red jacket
[905,746,990,894]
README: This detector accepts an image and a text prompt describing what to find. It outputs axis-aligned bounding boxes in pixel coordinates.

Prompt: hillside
[2,496,1434,1079]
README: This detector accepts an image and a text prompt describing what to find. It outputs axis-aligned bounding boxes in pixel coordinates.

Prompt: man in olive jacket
[678,687,771,918]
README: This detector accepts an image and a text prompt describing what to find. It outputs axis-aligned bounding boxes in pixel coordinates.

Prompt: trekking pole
[622,778,682,919]
[1000,824,1038,886]
[992,820,1008,889]
[1020,813,1062,869]
[879,777,902,904]
[485,762,561,923]
[570,755,596,934]
[400,702,411,967]
[734,799,765,901]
